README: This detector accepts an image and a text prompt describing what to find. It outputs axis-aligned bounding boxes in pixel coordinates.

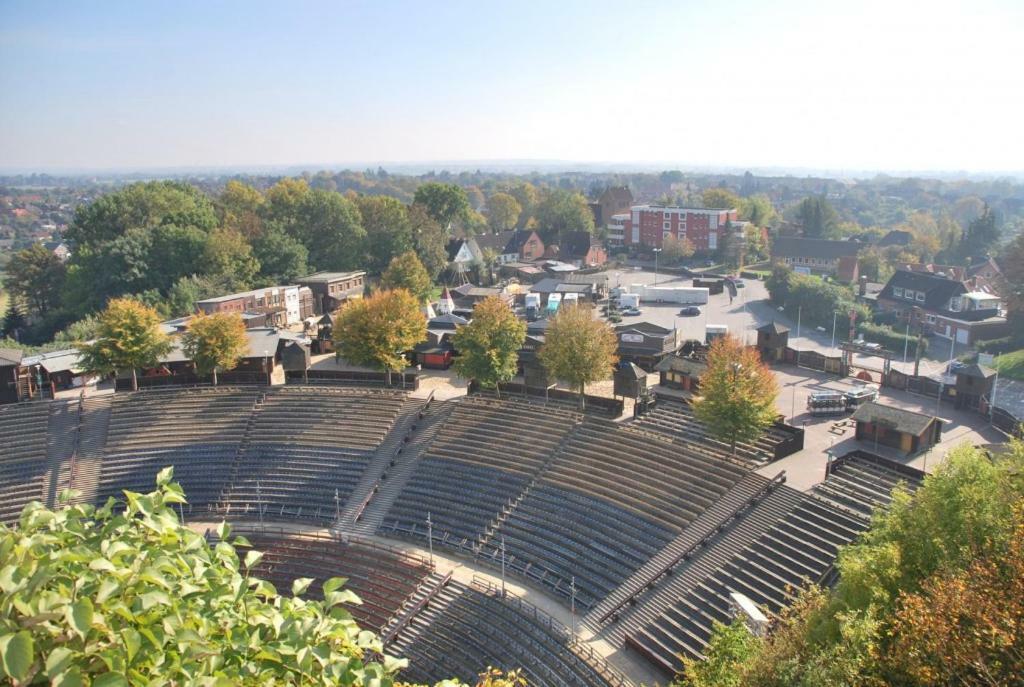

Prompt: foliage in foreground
[679,441,1024,687]
[0,470,520,686]
[692,335,778,455]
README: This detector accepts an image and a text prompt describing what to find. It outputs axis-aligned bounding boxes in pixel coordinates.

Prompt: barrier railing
[598,470,787,624]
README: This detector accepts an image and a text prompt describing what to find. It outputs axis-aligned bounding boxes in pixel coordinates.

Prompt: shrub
[859,321,928,356]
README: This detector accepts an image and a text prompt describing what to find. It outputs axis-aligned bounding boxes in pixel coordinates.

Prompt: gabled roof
[757,321,789,335]
[617,361,647,380]
[772,237,861,260]
[0,348,23,366]
[474,229,537,255]
[244,328,281,359]
[559,231,601,260]
[851,402,938,435]
[655,354,707,375]
[878,270,968,312]
[958,363,996,380]
[294,271,365,284]
[876,229,914,247]
[616,321,674,336]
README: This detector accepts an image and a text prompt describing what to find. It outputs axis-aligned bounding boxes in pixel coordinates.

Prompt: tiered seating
[379,397,579,549]
[493,420,751,607]
[0,402,49,524]
[632,399,784,464]
[221,387,407,522]
[96,388,259,507]
[395,580,626,687]
[813,452,924,517]
[628,495,867,674]
[241,532,432,632]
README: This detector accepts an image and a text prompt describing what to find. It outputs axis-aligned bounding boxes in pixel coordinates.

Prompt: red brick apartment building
[608,205,739,251]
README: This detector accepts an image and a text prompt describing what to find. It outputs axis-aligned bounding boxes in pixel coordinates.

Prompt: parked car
[947,360,967,374]
[622,307,642,316]
[678,306,701,316]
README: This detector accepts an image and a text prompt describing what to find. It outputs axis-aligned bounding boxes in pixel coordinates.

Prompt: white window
[905,290,915,300]
[949,296,962,311]
[893,287,903,297]
[664,211,671,219]
[664,222,670,230]
[709,233,718,250]
[916,292,925,302]
[926,314,936,323]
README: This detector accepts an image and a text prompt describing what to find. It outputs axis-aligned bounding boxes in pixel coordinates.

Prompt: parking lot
[604,268,766,345]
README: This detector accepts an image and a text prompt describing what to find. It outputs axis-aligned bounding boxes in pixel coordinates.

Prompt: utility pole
[902,317,911,365]
[570,576,577,637]
[830,310,838,355]
[500,536,506,598]
[426,512,434,566]
[653,248,662,286]
[256,480,263,531]
[990,353,1000,425]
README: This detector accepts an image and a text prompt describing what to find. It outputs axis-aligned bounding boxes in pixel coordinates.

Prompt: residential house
[555,231,608,267]
[476,229,545,264]
[294,271,365,315]
[589,186,633,229]
[771,237,861,276]
[876,269,1007,345]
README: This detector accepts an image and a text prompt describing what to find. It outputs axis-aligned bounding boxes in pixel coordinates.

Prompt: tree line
[1,178,597,348]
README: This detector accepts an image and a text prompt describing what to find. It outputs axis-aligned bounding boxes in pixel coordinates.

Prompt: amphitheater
[0,385,925,685]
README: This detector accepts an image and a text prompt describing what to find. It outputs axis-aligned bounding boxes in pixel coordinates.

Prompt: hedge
[859,321,928,356]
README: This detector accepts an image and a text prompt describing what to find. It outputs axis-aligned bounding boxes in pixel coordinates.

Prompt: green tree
[0,470,414,686]
[356,195,414,273]
[956,204,1000,259]
[538,303,618,409]
[408,203,448,279]
[295,190,367,272]
[164,274,234,318]
[692,441,1024,687]
[534,189,595,244]
[381,251,432,302]
[680,619,758,687]
[1,301,27,340]
[485,193,522,233]
[702,188,741,210]
[67,180,218,247]
[77,297,172,391]
[252,224,309,283]
[218,179,265,237]
[998,231,1024,341]
[413,182,470,227]
[199,228,260,291]
[452,296,526,397]
[793,196,838,238]
[2,243,66,317]
[740,194,777,227]
[181,311,249,385]
[692,335,778,455]
[333,289,426,386]
[506,182,539,228]
[146,223,208,292]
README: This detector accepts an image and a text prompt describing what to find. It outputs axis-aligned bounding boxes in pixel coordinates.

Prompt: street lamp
[653,248,662,286]
[830,311,839,355]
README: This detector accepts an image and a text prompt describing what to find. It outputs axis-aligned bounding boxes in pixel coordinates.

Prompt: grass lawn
[993,349,1024,381]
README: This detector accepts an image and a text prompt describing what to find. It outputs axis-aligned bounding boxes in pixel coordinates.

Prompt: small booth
[756,321,790,362]
[655,354,707,393]
[852,402,942,455]
[613,362,648,399]
[954,363,996,411]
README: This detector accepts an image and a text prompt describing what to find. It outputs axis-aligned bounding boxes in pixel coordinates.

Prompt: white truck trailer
[628,284,709,305]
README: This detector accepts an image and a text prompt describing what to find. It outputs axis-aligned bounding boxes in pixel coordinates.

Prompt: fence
[285,368,420,390]
[771,419,804,460]
[990,406,1023,438]
[115,371,270,390]
[467,380,623,417]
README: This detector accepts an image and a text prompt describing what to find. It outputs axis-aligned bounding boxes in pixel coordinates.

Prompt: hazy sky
[1,0,1022,172]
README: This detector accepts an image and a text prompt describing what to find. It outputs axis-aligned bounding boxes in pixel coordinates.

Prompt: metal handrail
[598,470,787,624]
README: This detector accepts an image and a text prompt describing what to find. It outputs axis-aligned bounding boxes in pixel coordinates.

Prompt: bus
[807,390,847,416]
